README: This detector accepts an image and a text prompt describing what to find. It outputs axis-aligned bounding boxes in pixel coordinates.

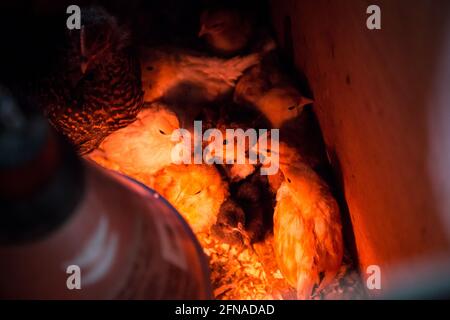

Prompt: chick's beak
[81,61,88,75]
[299,96,314,107]
[198,25,208,37]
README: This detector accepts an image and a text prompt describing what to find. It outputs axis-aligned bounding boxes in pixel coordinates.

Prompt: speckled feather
[37,7,143,154]
[43,52,143,154]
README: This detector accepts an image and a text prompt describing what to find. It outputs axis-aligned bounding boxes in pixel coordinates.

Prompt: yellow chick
[87,103,180,180]
[273,145,343,299]
[199,6,254,56]
[87,102,229,235]
[151,164,228,234]
[234,54,313,129]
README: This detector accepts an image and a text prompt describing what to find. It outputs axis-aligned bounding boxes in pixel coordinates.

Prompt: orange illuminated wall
[270,0,450,295]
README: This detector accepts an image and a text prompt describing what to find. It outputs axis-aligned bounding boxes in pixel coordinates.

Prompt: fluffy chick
[140,45,273,106]
[273,146,343,299]
[151,164,228,234]
[234,53,313,129]
[235,53,327,169]
[199,6,254,56]
[87,103,180,180]
[211,199,247,246]
[87,102,228,235]
[235,173,274,244]
[211,106,271,182]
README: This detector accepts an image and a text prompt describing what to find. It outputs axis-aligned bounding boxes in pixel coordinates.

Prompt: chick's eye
[210,22,224,30]
[159,129,166,135]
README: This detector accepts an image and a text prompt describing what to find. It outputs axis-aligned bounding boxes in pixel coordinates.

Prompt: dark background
[0,0,270,85]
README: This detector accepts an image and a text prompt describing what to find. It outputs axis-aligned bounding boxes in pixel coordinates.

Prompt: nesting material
[202,235,271,300]
[200,232,364,300]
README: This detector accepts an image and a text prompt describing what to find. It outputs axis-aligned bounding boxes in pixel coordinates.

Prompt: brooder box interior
[1,0,450,299]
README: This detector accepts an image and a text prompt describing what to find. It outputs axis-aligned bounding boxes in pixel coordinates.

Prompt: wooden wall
[270,0,450,295]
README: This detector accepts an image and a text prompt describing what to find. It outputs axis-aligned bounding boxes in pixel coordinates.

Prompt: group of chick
[40,4,344,299]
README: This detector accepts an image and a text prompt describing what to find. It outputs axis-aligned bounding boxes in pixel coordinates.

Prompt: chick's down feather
[87,103,228,234]
[151,164,228,234]
[87,103,180,179]
[273,148,343,299]
[235,53,312,129]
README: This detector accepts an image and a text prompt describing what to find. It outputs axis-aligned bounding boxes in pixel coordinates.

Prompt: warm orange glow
[87,106,357,300]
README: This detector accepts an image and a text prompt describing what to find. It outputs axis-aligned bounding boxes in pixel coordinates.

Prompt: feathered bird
[87,103,180,180]
[234,52,313,129]
[87,103,228,234]
[140,44,275,133]
[199,6,255,56]
[36,6,143,154]
[272,144,344,299]
[235,52,328,169]
[211,199,247,246]
[234,172,275,244]
[140,44,274,106]
[150,163,228,234]
[210,104,273,183]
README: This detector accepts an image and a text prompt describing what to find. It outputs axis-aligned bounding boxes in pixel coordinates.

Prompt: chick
[211,199,247,246]
[199,6,254,56]
[235,53,328,169]
[273,145,344,299]
[140,46,264,107]
[151,164,228,234]
[234,172,275,244]
[87,102,228,235]
[87,103,180,180]
[211,103,273,182]
[234,53,313,129]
